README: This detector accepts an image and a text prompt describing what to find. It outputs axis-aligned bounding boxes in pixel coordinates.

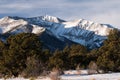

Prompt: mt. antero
[0,15,114,50]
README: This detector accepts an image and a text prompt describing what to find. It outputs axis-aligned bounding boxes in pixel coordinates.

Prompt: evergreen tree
[69,44,88,69]
[0,33,43,77]
[97,29,120,72]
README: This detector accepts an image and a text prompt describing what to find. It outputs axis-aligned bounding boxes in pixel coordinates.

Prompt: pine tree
[97,29,120,72]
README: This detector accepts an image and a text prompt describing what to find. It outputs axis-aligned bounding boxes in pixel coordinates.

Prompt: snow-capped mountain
[0,15,114,49]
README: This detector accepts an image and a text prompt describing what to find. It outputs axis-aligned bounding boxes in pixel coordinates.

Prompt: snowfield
[61,70,120,80]
[0,72,120,80]
[0,77,51,80]
[61,73,120,80]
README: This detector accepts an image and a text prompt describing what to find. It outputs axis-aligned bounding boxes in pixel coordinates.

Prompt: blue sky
[0,0,120,28]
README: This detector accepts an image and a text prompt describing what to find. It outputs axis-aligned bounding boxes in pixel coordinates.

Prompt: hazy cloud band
[0,0,120,28]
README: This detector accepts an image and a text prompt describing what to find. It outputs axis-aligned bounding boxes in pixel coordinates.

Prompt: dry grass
[90,78,96,80]
[49,68,60,80]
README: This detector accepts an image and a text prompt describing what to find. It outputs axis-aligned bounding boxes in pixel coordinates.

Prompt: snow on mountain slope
[0,16,28,34]
[63,19,111,36]
[26,15,65,25]
[0,15,114,49]
[0,16,46,34]
[41,15,65,23]
[30,17,113,48]
[32,24,45,34]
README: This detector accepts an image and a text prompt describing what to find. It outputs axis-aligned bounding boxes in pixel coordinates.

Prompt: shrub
[22,55,44,78]
[88,61,98,74]
[49,68,61,80]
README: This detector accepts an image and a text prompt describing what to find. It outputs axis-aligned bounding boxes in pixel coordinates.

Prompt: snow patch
[32,25,45,34]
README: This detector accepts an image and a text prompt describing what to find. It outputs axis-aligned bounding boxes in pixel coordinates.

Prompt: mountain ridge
[0,15,114,50]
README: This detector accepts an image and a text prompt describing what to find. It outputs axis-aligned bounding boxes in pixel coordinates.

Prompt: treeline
[0,33,51,77]
[49,29,120,72]
[0,29,120,77]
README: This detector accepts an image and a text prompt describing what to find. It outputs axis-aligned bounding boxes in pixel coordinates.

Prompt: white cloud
[0,0,120,28]
[91,12,120,28]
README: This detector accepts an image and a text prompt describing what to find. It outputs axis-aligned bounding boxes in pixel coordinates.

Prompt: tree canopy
[0,33,49,77]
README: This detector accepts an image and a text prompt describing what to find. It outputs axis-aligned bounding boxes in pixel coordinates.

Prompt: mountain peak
[0,16,28,34]
[40,15,65,23]
[0,16,13,23]
[42,15,59,22]
[0,15,115,49]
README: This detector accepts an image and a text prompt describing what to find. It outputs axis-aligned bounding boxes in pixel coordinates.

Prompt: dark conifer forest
[0,29,120,77]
